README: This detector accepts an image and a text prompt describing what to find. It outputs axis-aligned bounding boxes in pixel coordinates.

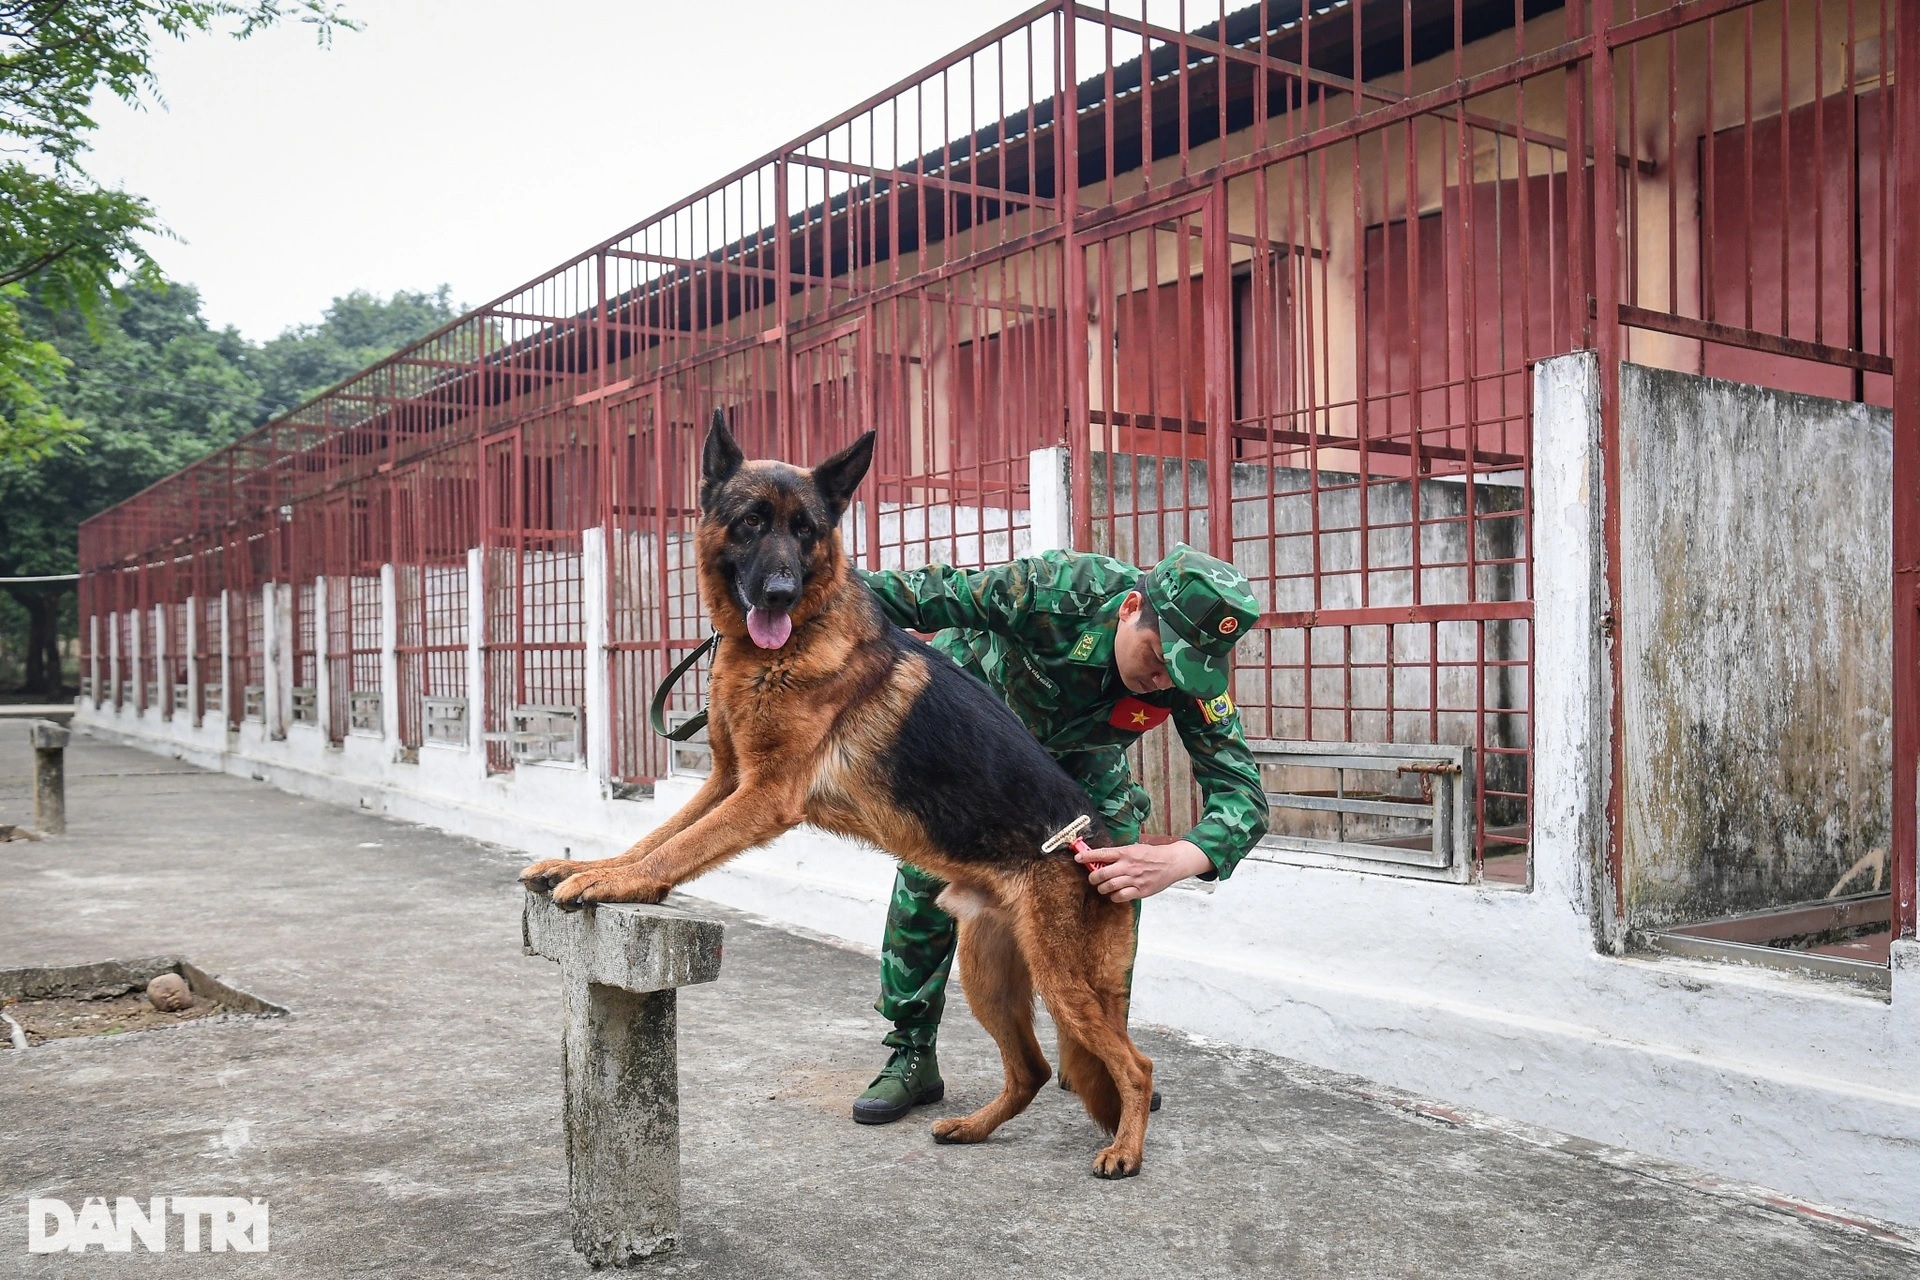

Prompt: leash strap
[649,634,717,741]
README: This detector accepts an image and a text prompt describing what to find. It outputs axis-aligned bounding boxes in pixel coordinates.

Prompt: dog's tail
[1059,1031,1122,1135]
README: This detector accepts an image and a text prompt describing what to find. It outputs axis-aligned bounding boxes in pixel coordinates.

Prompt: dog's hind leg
[1054,1027,1119,1131]
[1016,871,1154,1179]
[928,903,1051,1147]
[1034,969,1153,1178]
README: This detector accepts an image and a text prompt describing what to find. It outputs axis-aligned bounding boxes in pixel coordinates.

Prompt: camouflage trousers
[877,749,1149,1051]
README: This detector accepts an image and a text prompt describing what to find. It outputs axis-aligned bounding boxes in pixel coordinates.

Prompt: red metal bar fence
[71,0,1910,919]
[392,441,479,751]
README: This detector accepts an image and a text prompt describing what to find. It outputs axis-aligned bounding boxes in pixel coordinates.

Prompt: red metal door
[789,320,875,563]
[1071,191,1230,840]
[603,385,677,786]
[1073,189,1232,566]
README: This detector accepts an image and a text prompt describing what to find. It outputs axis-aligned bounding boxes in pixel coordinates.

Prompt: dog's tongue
[746,607,792,650]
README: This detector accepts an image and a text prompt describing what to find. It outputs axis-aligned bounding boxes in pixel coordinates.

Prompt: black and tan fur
[521,411,1154,1178]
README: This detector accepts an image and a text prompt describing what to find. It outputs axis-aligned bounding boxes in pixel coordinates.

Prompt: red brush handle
[1072,837,1111,869]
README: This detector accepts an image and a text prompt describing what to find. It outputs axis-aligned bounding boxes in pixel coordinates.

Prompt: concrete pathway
[1,723,1913,1278]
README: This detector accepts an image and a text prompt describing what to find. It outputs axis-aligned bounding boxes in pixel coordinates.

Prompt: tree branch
[0,240,75,288]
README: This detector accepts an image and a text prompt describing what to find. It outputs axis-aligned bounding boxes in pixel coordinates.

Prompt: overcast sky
[82,1,1036,342]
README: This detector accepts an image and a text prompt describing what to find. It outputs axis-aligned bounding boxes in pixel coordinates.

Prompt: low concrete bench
[522,892,724,1266]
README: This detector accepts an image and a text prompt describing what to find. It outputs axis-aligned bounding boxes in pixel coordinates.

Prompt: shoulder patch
[1069,631,1099,662]
[1198,692,1236,724]
[1109,696,1171,733]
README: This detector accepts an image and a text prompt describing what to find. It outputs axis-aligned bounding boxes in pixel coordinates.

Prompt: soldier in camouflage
[849,542,1270,1124]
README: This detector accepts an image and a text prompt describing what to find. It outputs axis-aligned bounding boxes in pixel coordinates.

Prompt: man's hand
[1075,839,1212,902]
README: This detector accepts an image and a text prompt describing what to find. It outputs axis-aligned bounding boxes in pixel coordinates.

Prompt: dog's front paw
[1091,1143,1143,1180]
[550,866,672,908]
[519,858,591,894]
[930,1116,987,1145]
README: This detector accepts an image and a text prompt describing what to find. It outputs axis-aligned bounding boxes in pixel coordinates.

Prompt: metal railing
[74,0,1914,913]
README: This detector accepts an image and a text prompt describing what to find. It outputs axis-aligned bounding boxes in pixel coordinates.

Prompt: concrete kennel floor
[2,722,1913,1278]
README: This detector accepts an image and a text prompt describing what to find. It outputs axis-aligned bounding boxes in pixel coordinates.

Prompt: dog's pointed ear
[701,410,744,510]
[811,430,876,522]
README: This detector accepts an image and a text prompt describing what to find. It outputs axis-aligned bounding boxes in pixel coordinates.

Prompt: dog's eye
[739,513,763,532]
[791,519,813,540]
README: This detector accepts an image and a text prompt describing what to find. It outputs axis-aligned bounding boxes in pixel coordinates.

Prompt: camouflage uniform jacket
[857,550,1269,879]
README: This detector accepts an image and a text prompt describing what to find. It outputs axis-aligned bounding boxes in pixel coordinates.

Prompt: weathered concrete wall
[1617,364,1892,927]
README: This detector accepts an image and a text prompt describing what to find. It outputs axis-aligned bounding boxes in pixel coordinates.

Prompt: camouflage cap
[1141,543,1260,699]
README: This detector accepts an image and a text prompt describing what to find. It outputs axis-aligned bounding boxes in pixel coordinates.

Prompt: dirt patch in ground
[1,991,230,1046]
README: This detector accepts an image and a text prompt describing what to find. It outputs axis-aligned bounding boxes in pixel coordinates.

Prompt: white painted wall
[1027,445,1072,553]
[74,383,1920,1227]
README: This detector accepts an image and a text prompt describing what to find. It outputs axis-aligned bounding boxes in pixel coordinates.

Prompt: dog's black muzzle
[756,569,800,612]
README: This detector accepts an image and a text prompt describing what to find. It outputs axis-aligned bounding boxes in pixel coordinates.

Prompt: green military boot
[851,1044,945,1125]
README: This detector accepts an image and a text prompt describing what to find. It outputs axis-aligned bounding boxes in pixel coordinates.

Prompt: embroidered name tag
[1017,651,1055,691]
[1109,696,1171,733]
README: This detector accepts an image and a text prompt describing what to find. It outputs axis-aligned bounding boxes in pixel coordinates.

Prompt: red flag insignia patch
[1108,696,1171,733]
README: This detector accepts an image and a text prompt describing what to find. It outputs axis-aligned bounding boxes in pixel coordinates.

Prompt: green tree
[0,0,356,460]
[0,282,458,695]
[0,282,264,693]
[251,286,460,421]
[0,0,354,693]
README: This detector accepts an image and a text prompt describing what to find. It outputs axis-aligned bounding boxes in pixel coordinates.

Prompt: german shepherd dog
[520,412,1154,1178]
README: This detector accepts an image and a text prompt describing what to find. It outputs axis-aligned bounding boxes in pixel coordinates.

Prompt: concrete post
[379,564,401,745]
[130,608,143,714]
[88,613,100,709]
[314,575,332,741]
[265,582,288,739]
[264,587,282,736]
[108,611,120,711]
[583,528,611,785]
[152,603,167,719]
[1530,352,1611,950]
[522,892,724,1267]
[30,720,67,836]
[1027,445,1072,553]
[466,547,486,765]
